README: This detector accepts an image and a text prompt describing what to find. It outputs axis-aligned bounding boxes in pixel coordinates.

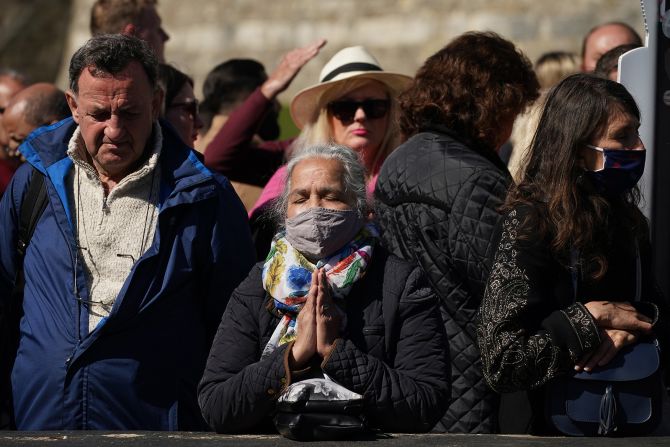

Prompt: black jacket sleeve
[321,266,451,432]
[477,209,601,394]
[198,265,289,433]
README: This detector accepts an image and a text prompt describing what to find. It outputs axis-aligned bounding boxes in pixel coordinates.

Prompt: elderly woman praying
[198,143,450,434]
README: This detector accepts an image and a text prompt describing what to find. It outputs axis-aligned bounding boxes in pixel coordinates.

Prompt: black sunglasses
[327,99,390,123]
[169,99,199,118]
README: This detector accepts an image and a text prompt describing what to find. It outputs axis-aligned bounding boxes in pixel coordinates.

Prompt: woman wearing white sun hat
[246,45,411,258]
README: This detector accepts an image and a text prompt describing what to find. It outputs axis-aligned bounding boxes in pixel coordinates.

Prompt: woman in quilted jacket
[374,32,540,433]
[198,143,450,435]
[477,74,669,434]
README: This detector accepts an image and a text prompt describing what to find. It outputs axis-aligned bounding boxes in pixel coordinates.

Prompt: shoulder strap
[2,168,48,429]
[16,169,48,260]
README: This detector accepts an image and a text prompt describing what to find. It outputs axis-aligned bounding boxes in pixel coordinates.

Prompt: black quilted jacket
[375,126,512,433]
[198,248,451,433]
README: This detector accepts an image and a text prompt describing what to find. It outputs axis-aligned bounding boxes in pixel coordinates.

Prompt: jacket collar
[20,117,217,213]
[420,123,510,174]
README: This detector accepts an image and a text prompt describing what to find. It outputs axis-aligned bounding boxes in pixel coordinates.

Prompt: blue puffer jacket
[0,118,255,430]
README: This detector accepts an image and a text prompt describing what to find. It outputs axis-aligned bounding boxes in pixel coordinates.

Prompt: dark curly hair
[399,32,539,150]
[505,73,646,280]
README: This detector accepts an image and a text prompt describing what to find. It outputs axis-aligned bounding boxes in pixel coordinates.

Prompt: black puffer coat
[375,126,511,433]
[198,247,450,433]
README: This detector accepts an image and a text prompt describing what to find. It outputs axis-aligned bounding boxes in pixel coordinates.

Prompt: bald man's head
[3,83,70,157]
[0,73,27,114]
[0,71,28,160]
[581,22,642,72]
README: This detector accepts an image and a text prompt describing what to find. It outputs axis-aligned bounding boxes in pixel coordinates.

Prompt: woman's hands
[584,301,653,331]
[575,301,653,371]
[288,269,342,369]
[575,328,639,372]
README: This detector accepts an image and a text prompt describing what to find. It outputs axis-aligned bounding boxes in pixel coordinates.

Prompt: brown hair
[399,32,539,149]
[90,0,156,35]
[505,74,645,279]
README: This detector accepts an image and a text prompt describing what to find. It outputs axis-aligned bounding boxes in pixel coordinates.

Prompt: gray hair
[273,143,368,223]
[68,34,158,94]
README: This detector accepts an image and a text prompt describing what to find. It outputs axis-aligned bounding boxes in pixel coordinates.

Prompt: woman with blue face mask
[198,143,450,436]
[477,74,669,435]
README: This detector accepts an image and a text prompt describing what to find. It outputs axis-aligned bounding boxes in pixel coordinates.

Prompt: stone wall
[2,0,645,104]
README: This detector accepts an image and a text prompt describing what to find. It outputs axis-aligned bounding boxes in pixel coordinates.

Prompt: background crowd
[0,0,667,438]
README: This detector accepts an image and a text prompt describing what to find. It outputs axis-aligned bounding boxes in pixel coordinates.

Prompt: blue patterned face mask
[584,144,646,196]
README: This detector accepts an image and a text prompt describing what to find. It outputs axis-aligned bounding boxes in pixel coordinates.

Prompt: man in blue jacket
[0,34,255,430]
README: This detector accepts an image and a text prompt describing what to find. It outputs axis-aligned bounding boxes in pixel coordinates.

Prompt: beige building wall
[2,0,645,105]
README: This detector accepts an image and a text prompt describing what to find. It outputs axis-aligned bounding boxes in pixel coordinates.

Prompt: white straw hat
[289,46,412,129]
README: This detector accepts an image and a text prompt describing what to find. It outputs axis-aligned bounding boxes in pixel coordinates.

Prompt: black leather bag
[274,399,368,441]
[545,339,663,436]
[273,378,369,441]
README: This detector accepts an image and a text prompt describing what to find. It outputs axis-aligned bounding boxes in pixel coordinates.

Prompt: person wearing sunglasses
[238,46,410,259]
[477,74,669,435]
[158,63,203,147]
[375,32,540,433]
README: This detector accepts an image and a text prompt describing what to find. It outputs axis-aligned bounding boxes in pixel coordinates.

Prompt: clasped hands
[288,268,343,369]
[575,301,653,372]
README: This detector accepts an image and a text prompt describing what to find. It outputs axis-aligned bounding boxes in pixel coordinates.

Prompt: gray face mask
[285,207,364,261]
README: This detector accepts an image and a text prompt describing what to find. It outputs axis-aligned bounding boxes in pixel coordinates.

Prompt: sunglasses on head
[169,99,199,118]
[327,99,390,123]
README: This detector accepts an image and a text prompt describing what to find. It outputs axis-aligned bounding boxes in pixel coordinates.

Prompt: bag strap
[1,168,48,430]
[569,242,641,303]
[17,169,48,260]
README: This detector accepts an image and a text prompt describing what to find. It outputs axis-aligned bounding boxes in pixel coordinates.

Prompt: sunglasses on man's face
[169,99,199,119]
[327,99,390,123]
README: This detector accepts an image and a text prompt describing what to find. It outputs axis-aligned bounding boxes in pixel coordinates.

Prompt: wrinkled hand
[260,38,327,99]
[289,269,318,369]
[584,300,653,332]
[575,328,639,372]
[315,269,342,360]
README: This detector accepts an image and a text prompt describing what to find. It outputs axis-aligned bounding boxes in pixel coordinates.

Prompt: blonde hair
[534,51,579,90]
[291,77,401,176]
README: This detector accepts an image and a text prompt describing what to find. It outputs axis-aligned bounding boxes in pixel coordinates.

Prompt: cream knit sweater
[67,125,162,333]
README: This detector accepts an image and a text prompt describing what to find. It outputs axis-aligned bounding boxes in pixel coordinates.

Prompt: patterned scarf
[261,223,378,358]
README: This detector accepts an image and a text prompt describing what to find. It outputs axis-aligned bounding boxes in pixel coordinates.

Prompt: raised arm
[204,39,326,185]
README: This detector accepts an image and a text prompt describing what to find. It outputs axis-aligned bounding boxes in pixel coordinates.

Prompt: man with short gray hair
[0,34,254,430]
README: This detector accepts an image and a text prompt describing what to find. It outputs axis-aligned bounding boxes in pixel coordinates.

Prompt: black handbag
[273,378,369,441]
[545,245,664,436]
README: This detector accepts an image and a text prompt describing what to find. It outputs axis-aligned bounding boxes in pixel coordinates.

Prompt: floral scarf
[260,223,378,358]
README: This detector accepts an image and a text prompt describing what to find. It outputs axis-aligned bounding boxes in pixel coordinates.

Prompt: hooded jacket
[0,118,255,430]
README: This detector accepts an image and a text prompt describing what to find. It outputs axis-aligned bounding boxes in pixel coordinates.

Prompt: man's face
[66,61,161,180]
[135,5,169,62]
[0,75,25,114]
[3,101,34,156]
[583,24,638,72]
[0,75,26,160]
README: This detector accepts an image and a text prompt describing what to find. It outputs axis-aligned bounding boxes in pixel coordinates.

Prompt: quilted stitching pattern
[200,255,450,433]
[375,130,511,433]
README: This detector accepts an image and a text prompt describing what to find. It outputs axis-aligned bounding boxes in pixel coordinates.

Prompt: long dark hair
[505,73,645,279]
